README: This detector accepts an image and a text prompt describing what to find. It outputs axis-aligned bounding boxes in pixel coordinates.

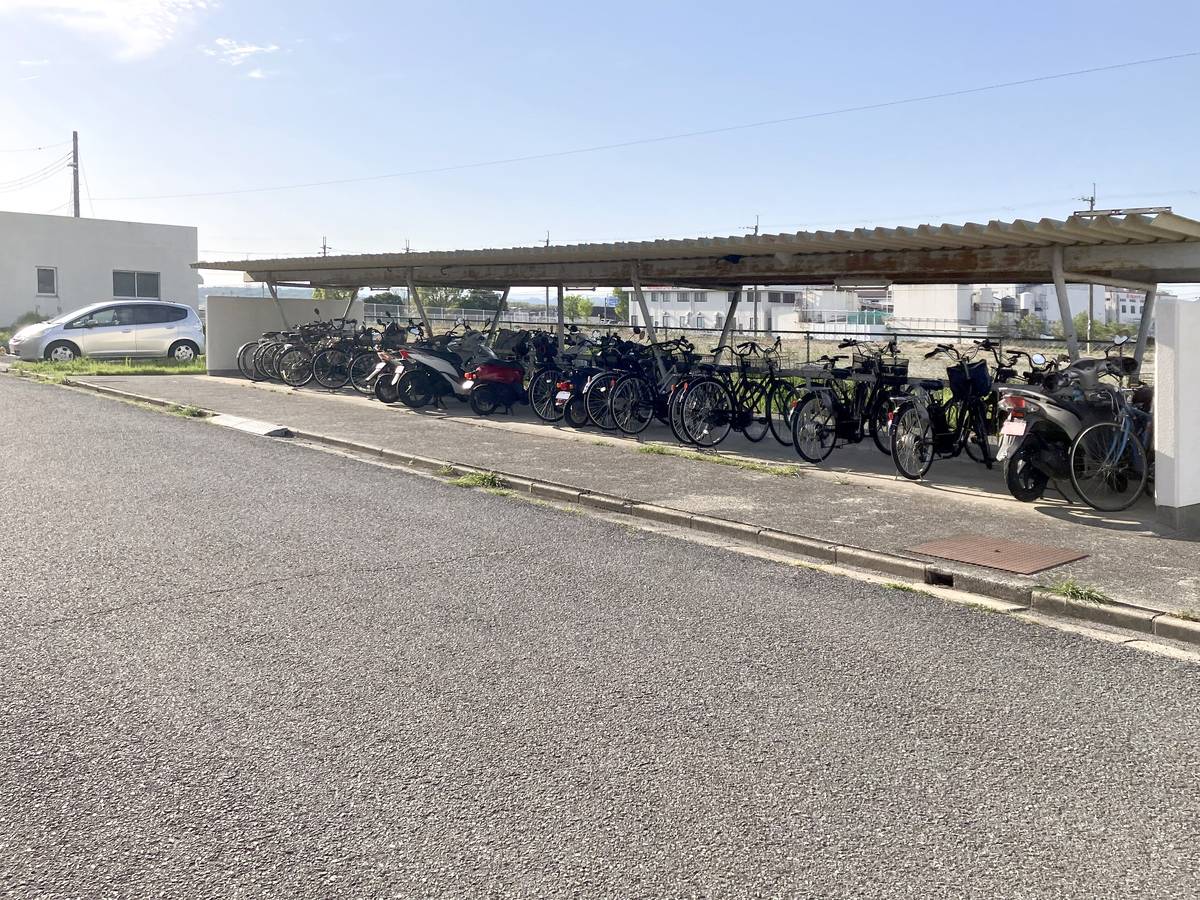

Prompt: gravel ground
[1,376,1198,899]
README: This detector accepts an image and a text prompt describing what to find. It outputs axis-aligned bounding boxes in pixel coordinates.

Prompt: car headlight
[13,324,49,341]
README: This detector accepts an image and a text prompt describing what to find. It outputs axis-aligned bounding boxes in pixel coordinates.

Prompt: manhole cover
[907,534,1087,575]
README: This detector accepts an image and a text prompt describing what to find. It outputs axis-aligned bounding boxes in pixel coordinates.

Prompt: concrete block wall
[205,296,365,374]
[1154,295,1200,533]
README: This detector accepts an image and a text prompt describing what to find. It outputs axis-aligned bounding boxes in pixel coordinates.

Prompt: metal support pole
[1051,247,1080,361]
[556,284,566,350]
[406,269,432,336]
[1134,286,1157,374]
[716,288,742,350]
[267,282,289,329]
[630,266,666,379]
[341,286,358,322]
[486,287,511,340]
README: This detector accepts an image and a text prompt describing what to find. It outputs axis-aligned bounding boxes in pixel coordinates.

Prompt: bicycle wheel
[349,351,380,395]
[668,381,693,444]
[236,341,262,381]
[1070,421,1148,512]
[681,379,733,448]
[740,382,770,443]
[611,375,656,435]
[528,366,564,423]
[277,347,314,387]
[312,348,351,390]
[768,380,800,445]
[890,401,935,480]
[790,393,836,463]
[869,393,904,456]
[253,342,280,381]
[585,372,619,430]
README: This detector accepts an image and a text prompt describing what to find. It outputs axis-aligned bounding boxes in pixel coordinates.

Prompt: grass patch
[1051,578,1112,605]
[884,581,919,593]
[12,356,206,377]
[636,443,800,477]
[169,404,208,418]
[483,487,515,497]
[449,471,505,489]
[591,440,613,447]
[435,465,456,477]
[1171,608,1200,622]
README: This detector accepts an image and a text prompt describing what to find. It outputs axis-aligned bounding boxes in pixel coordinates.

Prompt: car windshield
[47,305,103,325]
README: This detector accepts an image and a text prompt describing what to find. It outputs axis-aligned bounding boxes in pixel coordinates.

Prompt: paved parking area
[3,375,1199,898]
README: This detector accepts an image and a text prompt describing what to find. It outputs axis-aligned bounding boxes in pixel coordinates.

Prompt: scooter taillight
[399,349,409,359]
[556,381,573,391]
[463,371,476,380]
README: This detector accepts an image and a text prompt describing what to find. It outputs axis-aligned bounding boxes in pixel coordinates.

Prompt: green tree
[613,288,629,321]
[465,289,503,311]
[563,294,593,319]
[415,286,469,309]
[312,287,355,301]
[1015,314,1046,340]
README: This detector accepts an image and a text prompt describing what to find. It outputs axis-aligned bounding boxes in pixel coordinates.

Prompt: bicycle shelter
[196,211,1200,531]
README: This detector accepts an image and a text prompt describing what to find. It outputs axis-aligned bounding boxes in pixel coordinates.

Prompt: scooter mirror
[591,330,602,340]
[455,316,466,326]
[1113,334,1130,346]
[632,326,643,336]
[314,307,321,317]
[1031,353,1046,366]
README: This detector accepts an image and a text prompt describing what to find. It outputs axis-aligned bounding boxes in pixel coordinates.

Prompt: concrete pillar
[1155,295,1200,533]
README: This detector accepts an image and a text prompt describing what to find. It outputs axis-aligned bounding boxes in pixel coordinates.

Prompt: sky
[1,0,1199,292]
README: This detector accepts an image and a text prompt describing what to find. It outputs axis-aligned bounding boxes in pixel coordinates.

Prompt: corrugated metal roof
[195,212,1200,273]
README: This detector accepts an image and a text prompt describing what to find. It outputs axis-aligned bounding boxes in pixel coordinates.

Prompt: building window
[769,291,782,304]
[113,270,161,299]
[1121,304,1127,314]
[782,292,796,304]
[630,313,639,326]
[37,267,57,296]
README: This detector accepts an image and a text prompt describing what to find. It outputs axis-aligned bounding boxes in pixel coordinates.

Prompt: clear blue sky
[2,0,1199,289]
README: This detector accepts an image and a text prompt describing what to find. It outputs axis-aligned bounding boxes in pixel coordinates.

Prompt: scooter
[462,331,530,415]
[393,319,492,409]
[370,319,425,404]
[995,335,1140,502]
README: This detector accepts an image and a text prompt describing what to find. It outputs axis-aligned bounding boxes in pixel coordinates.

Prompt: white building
[0,211,199,326]
[625,286,863,332]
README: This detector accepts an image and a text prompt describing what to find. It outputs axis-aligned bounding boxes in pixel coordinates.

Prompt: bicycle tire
[740,381,770,443]
[277,347,314,387]
[236,340,262,381]
[585,372,619,430]
[611,374,656,435]
[1069,421,1148,512]
[668,381,694,444]
[528,366,564,423]
[768,380,800,445]
[790,392,837,464]
[349,351,380,395]
[682,378,733,448]
[869,393,904,456]
[312,347,351,390]
[890,400,935,480]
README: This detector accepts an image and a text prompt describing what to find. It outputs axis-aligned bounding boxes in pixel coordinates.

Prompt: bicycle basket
[878,358,909,381]
[948,359,991,399]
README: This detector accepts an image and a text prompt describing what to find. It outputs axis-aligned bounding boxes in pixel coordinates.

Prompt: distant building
[0,210,199,326]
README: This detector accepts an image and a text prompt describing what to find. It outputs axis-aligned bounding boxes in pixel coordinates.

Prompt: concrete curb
[57,376,1198,650]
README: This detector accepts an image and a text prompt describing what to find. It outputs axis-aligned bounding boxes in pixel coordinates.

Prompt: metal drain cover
[907,534,1087,575]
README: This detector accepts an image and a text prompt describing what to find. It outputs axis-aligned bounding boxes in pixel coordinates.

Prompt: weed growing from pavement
[170,404,207,418]
[435,465,456,477]
[636,443,800,477]
[483,487,515,497]
[449,471,505,489]
[885,581,918,593]
[591,440,613,447]
[1052,578,1112,604]
[1171,608,1200,622]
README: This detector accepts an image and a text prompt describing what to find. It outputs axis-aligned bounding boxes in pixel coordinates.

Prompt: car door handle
[120,329,133,333]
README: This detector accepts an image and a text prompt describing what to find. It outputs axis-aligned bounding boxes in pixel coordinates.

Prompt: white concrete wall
[205,295,365,373]
[0,211,199,326]
[1154,296,1200,531]
[890,285,972,322]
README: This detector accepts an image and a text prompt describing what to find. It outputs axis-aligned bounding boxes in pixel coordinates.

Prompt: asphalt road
[2,376,1198,899]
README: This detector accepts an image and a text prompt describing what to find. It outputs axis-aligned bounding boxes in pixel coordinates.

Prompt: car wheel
[168,341,200,363]
[44,341,79,363]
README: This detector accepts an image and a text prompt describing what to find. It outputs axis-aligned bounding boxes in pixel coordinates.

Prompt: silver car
[8,301,205,363]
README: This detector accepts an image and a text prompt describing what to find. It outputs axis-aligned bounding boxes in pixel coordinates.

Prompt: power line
[0,140,72,154]
[94,49,1200,203]
[0,152,72,194]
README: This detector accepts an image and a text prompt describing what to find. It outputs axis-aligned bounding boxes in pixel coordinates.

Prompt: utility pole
[543,230,550,322]
[70,130,80,218]
[1078,184,1097,348]
[321,236,330,257]
[742,214,760,236]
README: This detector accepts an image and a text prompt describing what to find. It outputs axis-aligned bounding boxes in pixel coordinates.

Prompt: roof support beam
[1052,247,1081,361]
[267,282,289,329]
[630,265,667,379]
[406,269,432,336]
[556,284,565,350]
[486,286,511,339]
[341,287,359,322]
[717,288,742,351]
